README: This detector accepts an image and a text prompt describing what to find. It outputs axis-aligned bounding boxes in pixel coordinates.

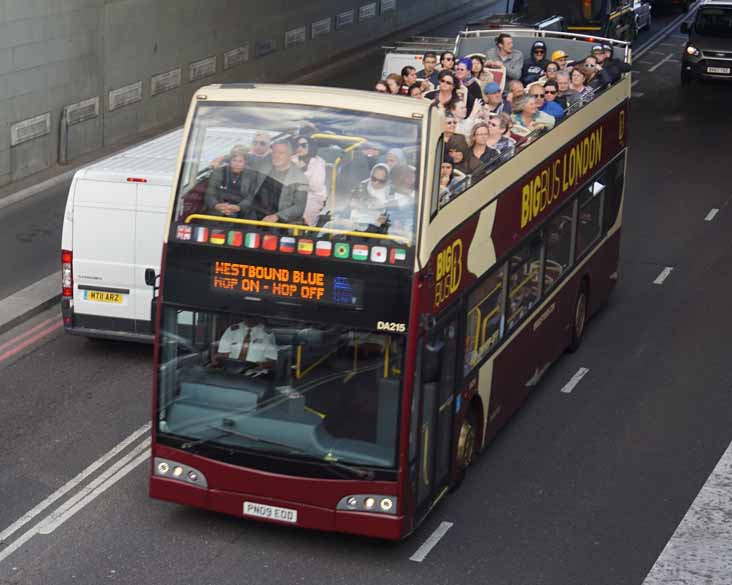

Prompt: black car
[680,0,732,84]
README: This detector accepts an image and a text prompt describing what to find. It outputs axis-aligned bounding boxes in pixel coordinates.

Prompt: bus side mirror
[680,22,689,34]
[422,340,443,383]
[145,268,157,287]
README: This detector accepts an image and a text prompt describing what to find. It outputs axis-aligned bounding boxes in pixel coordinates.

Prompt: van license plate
[243,501,298,524]
[83,291,123,304]
[707,66,731,74]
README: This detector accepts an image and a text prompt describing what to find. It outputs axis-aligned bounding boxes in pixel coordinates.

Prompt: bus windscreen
[172,102,422,248]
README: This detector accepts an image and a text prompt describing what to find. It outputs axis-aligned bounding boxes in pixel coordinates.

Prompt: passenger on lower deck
[213,317,278,374]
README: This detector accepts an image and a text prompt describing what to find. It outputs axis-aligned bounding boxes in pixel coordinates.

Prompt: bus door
[414,311,458,517]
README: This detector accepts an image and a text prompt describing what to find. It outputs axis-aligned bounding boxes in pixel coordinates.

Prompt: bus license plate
[707,66,731,74]
[243,501,298,524]
[83,290,124,304]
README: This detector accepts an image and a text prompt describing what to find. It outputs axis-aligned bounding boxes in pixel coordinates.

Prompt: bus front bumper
[150,475,407,540]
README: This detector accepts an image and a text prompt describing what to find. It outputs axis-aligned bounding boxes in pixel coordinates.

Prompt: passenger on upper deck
[470,55,487,83]
[338,140,383,196]
[384,148,407,170]
[385,74,402,95]
[485,34,524,81]
[596,43,630,85]
[543,61,560,84]
[455,58,483,113]
[527,84,556,130]
[522,41,550,85]
[384,165,416,239]
[551,50,570,71]
[449,99,481,136]
[506,80,525,107]
[446,140,470,174]
[248,132,272,171]
[408,83,424,98]
[581,56,608,92]
[374,80,388,93]
[426,70,460,111]
[556,71,576,109]
[204,146,264,218]
[417,52,439,87]
[256,139,308,224]
[292,134,327,227]
[440,51,456,72]
[541,81,565,121]
[482,82,511,115]
[444,113,469,149]
[401,66,418,94]
[511,94,552,132]
[568,68,594,107]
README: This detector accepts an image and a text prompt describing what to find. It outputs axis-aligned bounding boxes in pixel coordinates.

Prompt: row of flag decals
[175,225,408,264]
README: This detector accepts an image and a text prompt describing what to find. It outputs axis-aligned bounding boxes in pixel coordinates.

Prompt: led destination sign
[211,261,364,307]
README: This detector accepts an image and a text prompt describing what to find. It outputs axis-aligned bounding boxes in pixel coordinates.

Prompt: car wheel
[680,68,692,85]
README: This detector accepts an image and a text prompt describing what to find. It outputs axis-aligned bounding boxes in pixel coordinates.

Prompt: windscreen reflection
[157,308,404,471]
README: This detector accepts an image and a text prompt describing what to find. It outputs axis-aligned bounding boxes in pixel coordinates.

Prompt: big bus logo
[434,238,463,308]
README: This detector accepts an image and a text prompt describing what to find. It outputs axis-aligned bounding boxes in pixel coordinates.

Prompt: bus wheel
[457,410,477,471]
[568,282,588,353]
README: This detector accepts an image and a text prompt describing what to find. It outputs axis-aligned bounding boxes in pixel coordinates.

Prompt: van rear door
[133,183,171,336]
[72,179,137,334]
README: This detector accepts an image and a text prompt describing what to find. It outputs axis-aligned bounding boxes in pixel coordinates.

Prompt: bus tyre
[568,283,588,353]
[453,408,477,489]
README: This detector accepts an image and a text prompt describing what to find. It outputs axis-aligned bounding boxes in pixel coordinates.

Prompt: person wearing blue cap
[483,81,511,115]
[485,33,524,82]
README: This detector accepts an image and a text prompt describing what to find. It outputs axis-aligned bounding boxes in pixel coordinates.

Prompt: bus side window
[464,265,506,374]
[543,203,575,293]
[507,237,542,333]
[576,181,605,259]
[430,136,445,218]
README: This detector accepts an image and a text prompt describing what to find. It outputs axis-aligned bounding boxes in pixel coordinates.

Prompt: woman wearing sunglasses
[292,135,328,227]
[425,70,460,110]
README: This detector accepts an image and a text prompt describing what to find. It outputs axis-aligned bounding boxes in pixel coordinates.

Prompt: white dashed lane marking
[648,54,674,72]
[653,267,673,285]
[705,208,719,222]
[560,368,590,394]
[409,521,454,562]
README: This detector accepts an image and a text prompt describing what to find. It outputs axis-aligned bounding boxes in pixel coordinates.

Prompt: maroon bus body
[150,101,628,540]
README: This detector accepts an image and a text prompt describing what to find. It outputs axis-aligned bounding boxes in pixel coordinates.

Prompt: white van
[60,130,183,342]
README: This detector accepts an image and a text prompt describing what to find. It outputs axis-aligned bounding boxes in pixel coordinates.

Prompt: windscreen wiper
[188,424,375,480]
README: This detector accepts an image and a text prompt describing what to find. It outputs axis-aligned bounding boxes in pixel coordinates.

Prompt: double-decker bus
[149,31,631,539]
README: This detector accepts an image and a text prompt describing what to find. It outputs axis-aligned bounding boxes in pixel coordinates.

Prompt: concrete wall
[0,0,484,187]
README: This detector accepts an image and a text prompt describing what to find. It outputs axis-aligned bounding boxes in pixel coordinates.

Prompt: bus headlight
[337,495,398,515]
[686,46,700,56]
[153,458,208,488]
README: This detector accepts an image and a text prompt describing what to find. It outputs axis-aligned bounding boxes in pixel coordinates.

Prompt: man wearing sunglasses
[527,84,556,130]
[521,40,550,85]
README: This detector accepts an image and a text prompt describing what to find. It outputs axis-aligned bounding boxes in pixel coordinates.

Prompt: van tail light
[62,249,73,298]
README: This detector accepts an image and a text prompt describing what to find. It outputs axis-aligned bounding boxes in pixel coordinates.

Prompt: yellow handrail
[184,214,412,246]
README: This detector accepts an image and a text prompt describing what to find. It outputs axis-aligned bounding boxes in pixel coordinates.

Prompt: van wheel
[568,282,588,353]
[680,69,692,85]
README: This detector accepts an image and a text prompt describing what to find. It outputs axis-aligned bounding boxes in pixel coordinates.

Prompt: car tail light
[62,249,73,297]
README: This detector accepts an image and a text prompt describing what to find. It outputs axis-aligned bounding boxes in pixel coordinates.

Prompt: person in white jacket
[293,135,328,226]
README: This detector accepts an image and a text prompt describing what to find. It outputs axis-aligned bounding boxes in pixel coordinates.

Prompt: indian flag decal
[352,244,369,261]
